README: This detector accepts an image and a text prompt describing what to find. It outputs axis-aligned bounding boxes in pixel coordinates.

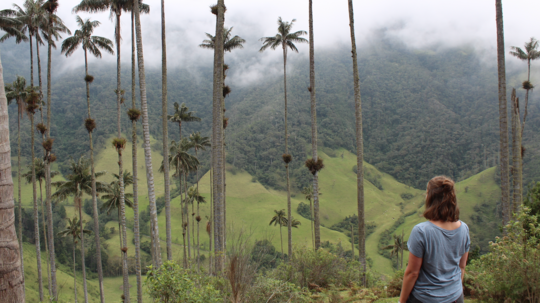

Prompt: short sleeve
[463,223,471,253]
[407,225,425,258]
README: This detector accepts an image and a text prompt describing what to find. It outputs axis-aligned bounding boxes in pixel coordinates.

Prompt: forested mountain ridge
[1,37,539,190]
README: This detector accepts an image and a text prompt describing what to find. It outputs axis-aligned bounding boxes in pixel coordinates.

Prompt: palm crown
[510,37,540,62]
[199,27,245,52]
[58,217,92,243]
[61,15,113,58]
[162,138,199,177]
[22,157,60,184]
[189,132,211,152]
[5,76,30,117]
[269,209,287,227]
[259,17,308,53]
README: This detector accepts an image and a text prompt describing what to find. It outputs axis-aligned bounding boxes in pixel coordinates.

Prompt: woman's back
[408,221,470,302]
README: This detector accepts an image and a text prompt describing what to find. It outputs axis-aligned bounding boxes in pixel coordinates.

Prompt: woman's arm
[399,252,423,303]
[459,252,468,281]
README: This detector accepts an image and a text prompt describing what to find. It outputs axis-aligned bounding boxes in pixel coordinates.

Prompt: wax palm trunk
[45,6,58,297]
[511,90,522,213]
[76,196,89,303]
[30,112,45,301]
[160,0,172,262]
[348,0,366,286]
[73,240,78,303]
[131,9,143,303]
[134,0,162,267]
[0,53,26,301]
[17,97,24,282]
[308,0,321,252]
[495,0,510,229]
[83,48,106,303]
[212,0,226,273]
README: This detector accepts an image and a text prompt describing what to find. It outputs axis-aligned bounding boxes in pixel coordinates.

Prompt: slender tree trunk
[522,59,531,136]
[196,149,200,271]
[161,0,172,262]
[84,48,106,303]
[181,173,187,268]
[309,199,314,249]
[495,0,511,230]
[30,113,44,301]
[212,0,226,273]
[185,171,191,262]
[36,35,44,123]
[45,14,57,298]
[0,54,26,302]
[29,33,34,87]
[134,0,162,267]
[281,43,293,258]
[348,0,366,286]
[73,243,78,303]
[511,91,523,213]
[17,102,24,283]
[309,0,321,252]
[131,9,143,303]
[511,89,517,213]
[279,224,283,256]
[39,182,51,298]
[351,224,354,259]
[76,197,88,303]
[208,167,213,274]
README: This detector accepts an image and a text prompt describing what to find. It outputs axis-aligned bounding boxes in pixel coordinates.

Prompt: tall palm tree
[167,102,201,140]
[5,76,29,280]
[509,37,540,135]
[133,0,162,270]
[58,217,92,303]
[22,158,59,298]
[200,25,244,254]
[101,180,134,255]
[127,3,149,302]
[0,9,26,40]
[187,185,206,269]
[161,138,198,267]
[52,156,108,303]
[189,131,210,269]
[382,231,408,270]
[61,17,113,299]
[211,0,226,273]
[43,0,62,297]
[347,0,366,285]
[0,50,26,302]
[269,209,288,256]
[260,17,307,258]
[307,0,322,255]
[495,0,510,230]
[25,88,45,301]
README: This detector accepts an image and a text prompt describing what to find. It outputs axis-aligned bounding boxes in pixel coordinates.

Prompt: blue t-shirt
[407,221,470,303]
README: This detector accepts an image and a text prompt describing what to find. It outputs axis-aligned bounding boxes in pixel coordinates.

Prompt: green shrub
[243,276,310,303]
[466,208,540,302]
[271,246,361,288]
[145,260,222,303]
[400,193,414,200]
[297,202,312,220]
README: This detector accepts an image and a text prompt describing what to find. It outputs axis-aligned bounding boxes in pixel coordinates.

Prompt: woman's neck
[430,220,461,231]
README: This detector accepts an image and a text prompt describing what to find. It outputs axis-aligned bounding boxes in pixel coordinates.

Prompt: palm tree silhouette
[0,8,25,40]
[269,209,288,255]
[260,17,307,258]
[509,37,540,136]
[58,217,92,303]
[5,76,29,279]
[168,102,201,140]
[52,156,108,302]
[382,231,408,270]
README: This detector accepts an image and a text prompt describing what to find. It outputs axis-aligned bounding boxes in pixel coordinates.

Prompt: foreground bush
[271,246,362,288]
[145,261,222,303]
[244,276,311,302]
[467,208,540,302]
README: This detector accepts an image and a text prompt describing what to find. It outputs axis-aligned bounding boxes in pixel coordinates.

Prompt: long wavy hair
[423,176,459,222]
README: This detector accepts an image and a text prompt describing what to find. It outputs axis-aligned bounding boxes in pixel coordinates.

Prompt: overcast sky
[48,0,540,81]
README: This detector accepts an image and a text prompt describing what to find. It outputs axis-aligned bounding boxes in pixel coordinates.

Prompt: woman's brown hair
[423,176,459,222]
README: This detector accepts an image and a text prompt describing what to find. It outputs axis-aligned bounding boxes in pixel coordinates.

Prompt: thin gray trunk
[511,90,522,213]
[196,149,200,271]
[73,243,78,303]
[36,35,43,123]
[17,102,24,281]
[350,224,354,259]
[309,0,321,252]
[181,172,187,268]
[161,0,172,262]
[131,9,143,303]
[39,182,51,299]
[185,171,191,262]
[45,14,57,297]
[282,43,292,258]
[212,0,225,273]
[77,197,88,303]
[208,168,213,274]
[0,53,26,301]
[309,198,314,249]
[348,0,366,286]
[30,113,44,301]
[134,0,162,267]
[29,33,34,87]
[84,48,106,303]
[495,0,511,230]
[522,59,531,136]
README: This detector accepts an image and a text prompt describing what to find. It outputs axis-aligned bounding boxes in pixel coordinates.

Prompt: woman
[399,176,470,303]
